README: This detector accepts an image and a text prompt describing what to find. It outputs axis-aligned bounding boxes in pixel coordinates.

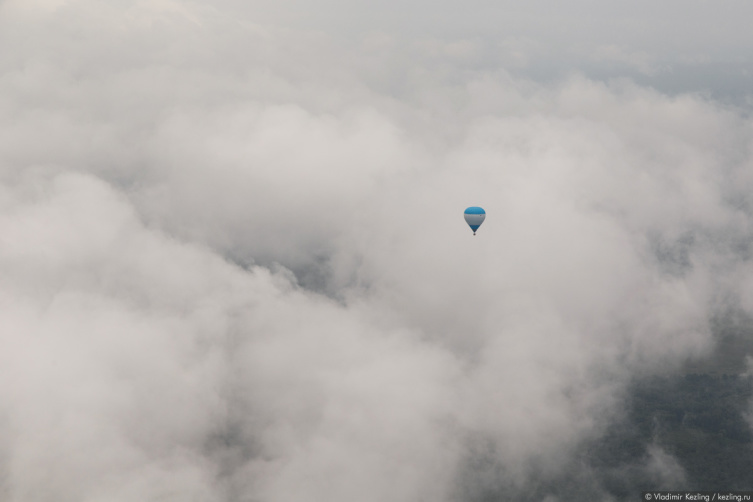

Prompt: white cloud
[0,1,752,500]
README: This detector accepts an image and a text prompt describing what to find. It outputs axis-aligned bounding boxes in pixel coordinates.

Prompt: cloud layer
[1,1,753,500]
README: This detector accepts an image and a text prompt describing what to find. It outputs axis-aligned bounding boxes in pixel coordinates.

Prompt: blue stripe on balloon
[464,206,485,214]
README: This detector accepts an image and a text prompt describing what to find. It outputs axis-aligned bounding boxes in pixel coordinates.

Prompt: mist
[0,0,752,500]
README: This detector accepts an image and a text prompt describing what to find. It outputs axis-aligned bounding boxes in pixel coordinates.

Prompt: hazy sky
[0,1,752,500]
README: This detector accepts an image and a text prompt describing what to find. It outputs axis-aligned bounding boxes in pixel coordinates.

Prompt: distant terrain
[473,314,753,501]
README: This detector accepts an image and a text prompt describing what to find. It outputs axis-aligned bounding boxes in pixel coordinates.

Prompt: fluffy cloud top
[0,1,752,500]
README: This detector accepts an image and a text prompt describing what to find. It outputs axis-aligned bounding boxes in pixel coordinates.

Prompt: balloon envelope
[464,206,486,234]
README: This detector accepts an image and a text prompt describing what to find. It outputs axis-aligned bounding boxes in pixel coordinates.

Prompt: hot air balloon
[464,206,485,235]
